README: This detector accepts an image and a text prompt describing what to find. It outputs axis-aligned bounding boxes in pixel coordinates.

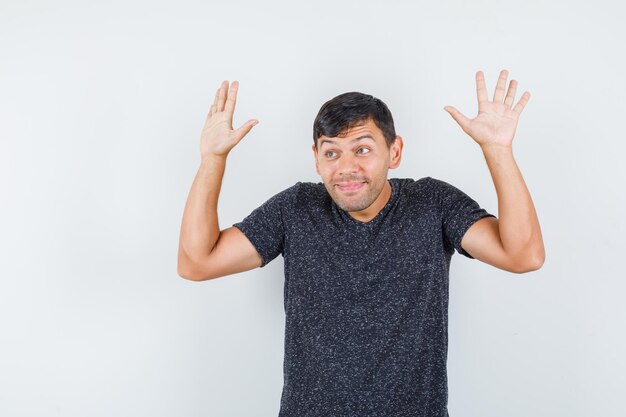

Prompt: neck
[348,179,392,222]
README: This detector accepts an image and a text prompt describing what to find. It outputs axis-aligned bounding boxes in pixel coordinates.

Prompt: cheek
[361,158,384,173]
[317,161,335,176]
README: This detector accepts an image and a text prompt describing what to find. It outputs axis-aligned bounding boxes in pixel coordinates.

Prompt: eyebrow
[320,135,375,148]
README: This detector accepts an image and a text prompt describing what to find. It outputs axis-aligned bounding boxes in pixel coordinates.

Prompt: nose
[337,152,360,177]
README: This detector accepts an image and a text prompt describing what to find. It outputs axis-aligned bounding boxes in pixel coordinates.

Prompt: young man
[177,69,545,417]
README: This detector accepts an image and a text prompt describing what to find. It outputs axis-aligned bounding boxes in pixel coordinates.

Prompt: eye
[324,150,337,158]
[357,147,371,155]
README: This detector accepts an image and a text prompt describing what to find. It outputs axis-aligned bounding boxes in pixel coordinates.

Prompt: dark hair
[313,91,397,149]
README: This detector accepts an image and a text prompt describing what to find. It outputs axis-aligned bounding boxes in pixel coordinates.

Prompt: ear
[388,135,403,169]
[312,143,320,175]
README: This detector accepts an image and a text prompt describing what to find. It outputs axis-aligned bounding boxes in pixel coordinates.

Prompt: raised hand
[443,69,530,149]
[200,80,259,160]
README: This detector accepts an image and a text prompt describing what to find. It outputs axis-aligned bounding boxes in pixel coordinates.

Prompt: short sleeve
[232,183,299,268]
[429,176,497,259]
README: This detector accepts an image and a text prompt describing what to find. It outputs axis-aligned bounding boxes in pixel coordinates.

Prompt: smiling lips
[336,181,366,192]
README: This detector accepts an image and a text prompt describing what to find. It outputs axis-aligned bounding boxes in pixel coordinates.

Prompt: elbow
[177,245,209,281]
[529,244,546,271]
[515,248,545,274]
[177,263,196,281]
[530,255,545,272]
[177,254,216,282]
[177,259,204,281]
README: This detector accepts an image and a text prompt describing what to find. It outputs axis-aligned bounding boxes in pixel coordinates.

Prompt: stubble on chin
[330,184,377,212]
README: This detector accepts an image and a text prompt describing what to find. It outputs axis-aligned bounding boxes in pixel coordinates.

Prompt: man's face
[312,118,403,221]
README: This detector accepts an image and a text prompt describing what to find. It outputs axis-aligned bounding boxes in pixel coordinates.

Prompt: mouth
[335,181,366,192]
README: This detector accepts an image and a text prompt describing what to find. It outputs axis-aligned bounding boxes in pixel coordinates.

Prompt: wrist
[480,143,513,155]
[201,153,228,166]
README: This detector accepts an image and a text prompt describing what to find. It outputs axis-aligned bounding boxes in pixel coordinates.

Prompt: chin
[331,192,375,213]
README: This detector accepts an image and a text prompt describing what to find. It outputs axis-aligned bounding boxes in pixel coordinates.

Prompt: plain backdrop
[1,0,625,416]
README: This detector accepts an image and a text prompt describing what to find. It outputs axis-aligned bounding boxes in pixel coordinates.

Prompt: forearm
[178,155,227,264]
[481,144,544,264]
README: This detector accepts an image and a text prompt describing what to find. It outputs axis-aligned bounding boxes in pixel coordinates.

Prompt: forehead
[318,119,384,146]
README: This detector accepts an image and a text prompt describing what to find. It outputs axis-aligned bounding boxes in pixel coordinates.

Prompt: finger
[492,69,508,103]
[213,86,221,108]
[232,119,259,142]
[476,70,488,106]
[512,91,531,114]
[216,80,228,112]
[224,80,239,115]
[504,79,517,108]
[212,86,220,108]
[206,87,221,120]
[443,106,471,131]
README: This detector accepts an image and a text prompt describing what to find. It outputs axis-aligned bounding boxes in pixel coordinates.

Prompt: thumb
[232,119,259,141]
[443,106,471,131]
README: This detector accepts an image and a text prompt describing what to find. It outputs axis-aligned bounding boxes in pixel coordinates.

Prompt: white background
[1,0,624,416]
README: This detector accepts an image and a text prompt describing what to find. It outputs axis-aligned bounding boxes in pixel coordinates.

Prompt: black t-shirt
[232,176,496,417]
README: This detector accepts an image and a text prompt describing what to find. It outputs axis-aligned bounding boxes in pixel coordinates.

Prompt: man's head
[312,92,403,221]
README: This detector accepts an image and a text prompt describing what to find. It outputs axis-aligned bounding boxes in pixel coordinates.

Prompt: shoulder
[293,180,325,194]
[425,176,477,203]
[423,176,453,190]
[422,176,467,199]
[390,176,435,199]
[265,181,328,210]
[391,176,469,211]
[251,182,303,211]
[292,181,328,202]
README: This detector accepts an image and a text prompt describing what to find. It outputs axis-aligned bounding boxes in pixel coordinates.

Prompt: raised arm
[177,80,261,281]
[444,69,545,273]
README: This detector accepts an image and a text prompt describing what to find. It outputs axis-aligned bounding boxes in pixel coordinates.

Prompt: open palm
[200,80,259,160]
[444,69,530,148]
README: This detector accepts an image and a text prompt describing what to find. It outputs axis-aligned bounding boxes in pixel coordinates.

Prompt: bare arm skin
[444,69,545,273]
[460,146,544,273]
[177,80,263,281]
